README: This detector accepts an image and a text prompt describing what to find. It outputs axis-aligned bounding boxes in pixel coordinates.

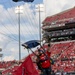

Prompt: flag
[13,55,39,75]
[22,40,40,49]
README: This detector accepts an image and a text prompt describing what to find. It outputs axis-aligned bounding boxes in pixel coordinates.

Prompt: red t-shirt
[39,51,51,68]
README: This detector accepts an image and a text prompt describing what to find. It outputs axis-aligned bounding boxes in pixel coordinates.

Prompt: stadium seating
[43,7,75,27]
[1,61,18,75]
[50,41,75,73]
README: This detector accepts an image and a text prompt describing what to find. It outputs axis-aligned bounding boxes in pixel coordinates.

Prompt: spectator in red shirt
[36,44,51,75]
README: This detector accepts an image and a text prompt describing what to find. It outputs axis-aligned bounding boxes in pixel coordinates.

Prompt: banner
[13,55,39,75]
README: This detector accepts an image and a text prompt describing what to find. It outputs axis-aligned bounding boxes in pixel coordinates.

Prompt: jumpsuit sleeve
[47,51,51,57]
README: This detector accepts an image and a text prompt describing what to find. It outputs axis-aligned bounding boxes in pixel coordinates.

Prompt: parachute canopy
[12,0,34,2]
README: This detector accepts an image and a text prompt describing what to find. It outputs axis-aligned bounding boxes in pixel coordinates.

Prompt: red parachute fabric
[13,55,39,75]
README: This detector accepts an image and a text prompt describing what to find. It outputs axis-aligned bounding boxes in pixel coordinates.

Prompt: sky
[0,0,75,61]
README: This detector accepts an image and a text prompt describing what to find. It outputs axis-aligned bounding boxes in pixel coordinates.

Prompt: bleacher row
[2,65,19,75]
[50,41,75,73]
[43,7,75,27]
[0,61,15,69]
[0,61,19,75]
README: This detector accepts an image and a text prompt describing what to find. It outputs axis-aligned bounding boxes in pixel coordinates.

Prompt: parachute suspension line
[21,4,35,40]
[6,1,30,43]
[9,2,39,41]
[0,19,14,39]
[24,3,42,44]
[23,4,38,40]
[0,20,18,41]
[0,2,18,41]
[1,0,41,44]
[0,32,19,42]
[2,1,18,32]
[5,5,18,33]
[8,1,27,43]
[30,3,40,40]
[19,12,36,40]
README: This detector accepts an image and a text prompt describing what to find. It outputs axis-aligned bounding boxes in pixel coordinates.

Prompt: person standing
[36,44,51,75]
